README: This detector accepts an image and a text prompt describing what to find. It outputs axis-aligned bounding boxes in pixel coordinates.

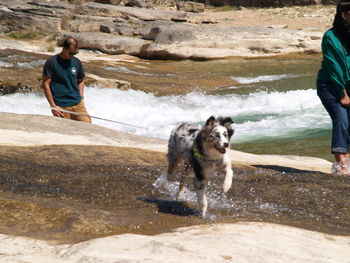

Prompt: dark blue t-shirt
[43,54,85,107]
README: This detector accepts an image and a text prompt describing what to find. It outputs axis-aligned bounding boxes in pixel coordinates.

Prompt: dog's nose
[224,142,229,148]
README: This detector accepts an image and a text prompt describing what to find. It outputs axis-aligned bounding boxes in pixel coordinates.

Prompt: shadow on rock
[138,197,198,217]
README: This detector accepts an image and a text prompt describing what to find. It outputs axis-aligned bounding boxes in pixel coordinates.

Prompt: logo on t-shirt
[71,67,77,75]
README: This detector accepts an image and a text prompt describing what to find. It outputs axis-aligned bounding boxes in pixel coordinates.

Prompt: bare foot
[332,162,350,176]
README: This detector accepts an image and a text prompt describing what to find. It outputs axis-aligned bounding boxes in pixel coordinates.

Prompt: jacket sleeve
[322,34,350,99]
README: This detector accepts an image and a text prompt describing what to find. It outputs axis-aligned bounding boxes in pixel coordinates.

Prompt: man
[42,36,91,123]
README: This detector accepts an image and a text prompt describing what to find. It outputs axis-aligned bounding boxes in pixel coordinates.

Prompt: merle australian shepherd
[165,116,234,218]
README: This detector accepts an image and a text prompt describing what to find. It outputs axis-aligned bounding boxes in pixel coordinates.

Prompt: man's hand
[51,106,65,118]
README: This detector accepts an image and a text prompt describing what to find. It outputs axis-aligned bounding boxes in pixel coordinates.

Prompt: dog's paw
[202,212,217,221]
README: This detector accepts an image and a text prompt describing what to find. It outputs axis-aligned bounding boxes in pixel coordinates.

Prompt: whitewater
[0,84,330,144]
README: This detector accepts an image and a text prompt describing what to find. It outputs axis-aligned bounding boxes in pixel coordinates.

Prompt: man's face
[67,45,79,57]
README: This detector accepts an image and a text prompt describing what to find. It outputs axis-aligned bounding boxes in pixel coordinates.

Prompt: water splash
[153,171,234,210]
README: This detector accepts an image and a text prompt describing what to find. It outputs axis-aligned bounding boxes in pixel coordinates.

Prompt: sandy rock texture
[0,223,349,263]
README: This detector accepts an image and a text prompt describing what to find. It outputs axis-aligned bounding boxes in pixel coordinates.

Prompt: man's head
[62,36,79,58]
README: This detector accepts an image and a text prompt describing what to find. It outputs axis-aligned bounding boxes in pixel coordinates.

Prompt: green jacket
[317,28,350,99]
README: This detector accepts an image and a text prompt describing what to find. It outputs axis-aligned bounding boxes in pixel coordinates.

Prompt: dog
[165,116,234,218]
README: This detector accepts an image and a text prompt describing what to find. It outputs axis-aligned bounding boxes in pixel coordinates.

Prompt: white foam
[0,60,13,68]
[0,86,330,143]
[232,74,308,84]
[17,60,46,69]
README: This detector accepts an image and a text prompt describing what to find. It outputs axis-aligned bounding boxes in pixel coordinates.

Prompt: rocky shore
[0,0,334,60]
[0,0,334,95]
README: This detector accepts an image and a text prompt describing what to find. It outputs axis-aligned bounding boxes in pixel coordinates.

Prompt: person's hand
[51,106,65,118]
[340,94,350,107]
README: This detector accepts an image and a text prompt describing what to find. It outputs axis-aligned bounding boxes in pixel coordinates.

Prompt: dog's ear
[205,116,216,128]
[219,117,235,139]
[219,117,234,127]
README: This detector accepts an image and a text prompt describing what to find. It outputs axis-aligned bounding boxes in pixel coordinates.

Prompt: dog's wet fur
[166,116,234,218]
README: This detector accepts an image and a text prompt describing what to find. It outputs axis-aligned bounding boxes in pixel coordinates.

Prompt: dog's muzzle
[215,143,229,154]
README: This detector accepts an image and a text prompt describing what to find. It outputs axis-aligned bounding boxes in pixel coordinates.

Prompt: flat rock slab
[0,223,349,262]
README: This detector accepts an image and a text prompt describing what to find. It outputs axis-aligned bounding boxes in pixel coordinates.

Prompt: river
[0,51,331,161]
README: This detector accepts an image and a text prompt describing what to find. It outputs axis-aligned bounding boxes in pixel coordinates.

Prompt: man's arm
[42,76,64,117]
[77,78,85,98]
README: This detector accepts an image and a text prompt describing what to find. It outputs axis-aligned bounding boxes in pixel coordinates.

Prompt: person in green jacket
[317,0,350,175]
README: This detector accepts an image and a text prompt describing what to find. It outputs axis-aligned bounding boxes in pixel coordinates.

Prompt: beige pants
[62,100,91,123]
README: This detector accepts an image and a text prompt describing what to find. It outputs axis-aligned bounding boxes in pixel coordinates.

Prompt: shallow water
[0,145,349,244]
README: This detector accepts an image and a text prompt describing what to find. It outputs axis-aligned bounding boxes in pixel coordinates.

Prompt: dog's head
[202,116,234,154]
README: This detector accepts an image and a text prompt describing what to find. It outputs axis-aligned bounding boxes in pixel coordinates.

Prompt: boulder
[122,0,154,8]
[0,10,60,34]
[142,23,194,43]
[176,1,205,13]
[79,2,189,22]
[57,32,150,55]
[140,24,322,59]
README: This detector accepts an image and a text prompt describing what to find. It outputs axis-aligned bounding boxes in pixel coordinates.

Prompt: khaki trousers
[62,100,91,123]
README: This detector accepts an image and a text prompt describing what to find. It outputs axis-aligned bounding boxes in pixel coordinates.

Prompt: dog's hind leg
[166,156,180,181]
[176,164,191,201]
[194,178,208,218]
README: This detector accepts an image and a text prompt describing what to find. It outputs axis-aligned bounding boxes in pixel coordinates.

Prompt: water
[0,52,332,160]
[1,145,349,244]
[1,52,349,242]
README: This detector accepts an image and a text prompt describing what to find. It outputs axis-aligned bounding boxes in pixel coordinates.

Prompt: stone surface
[176,1,205,13]
[0,223,349,262]
[0,0,331,59]
[57,32,150,55]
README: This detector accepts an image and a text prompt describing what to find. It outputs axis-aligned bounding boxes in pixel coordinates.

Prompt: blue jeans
[317,79,350,153]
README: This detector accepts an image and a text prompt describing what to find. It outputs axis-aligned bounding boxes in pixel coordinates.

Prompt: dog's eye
[214,133,220,138]
[224,132,228,137]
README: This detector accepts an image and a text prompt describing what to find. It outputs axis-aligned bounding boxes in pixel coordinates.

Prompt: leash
[50,107,144,129]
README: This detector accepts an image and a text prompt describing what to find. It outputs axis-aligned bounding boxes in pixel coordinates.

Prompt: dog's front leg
[194,178,208,218]
[177,164,191,201]
[222,155,233,193]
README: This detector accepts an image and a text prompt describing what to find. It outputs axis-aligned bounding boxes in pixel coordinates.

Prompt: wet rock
[86,73,132,90]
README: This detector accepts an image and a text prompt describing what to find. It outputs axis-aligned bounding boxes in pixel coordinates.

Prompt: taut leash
[50,107,144,129]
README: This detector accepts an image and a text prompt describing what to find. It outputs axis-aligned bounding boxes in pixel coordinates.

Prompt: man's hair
[333,1,350,49]
[62,36,78,49]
